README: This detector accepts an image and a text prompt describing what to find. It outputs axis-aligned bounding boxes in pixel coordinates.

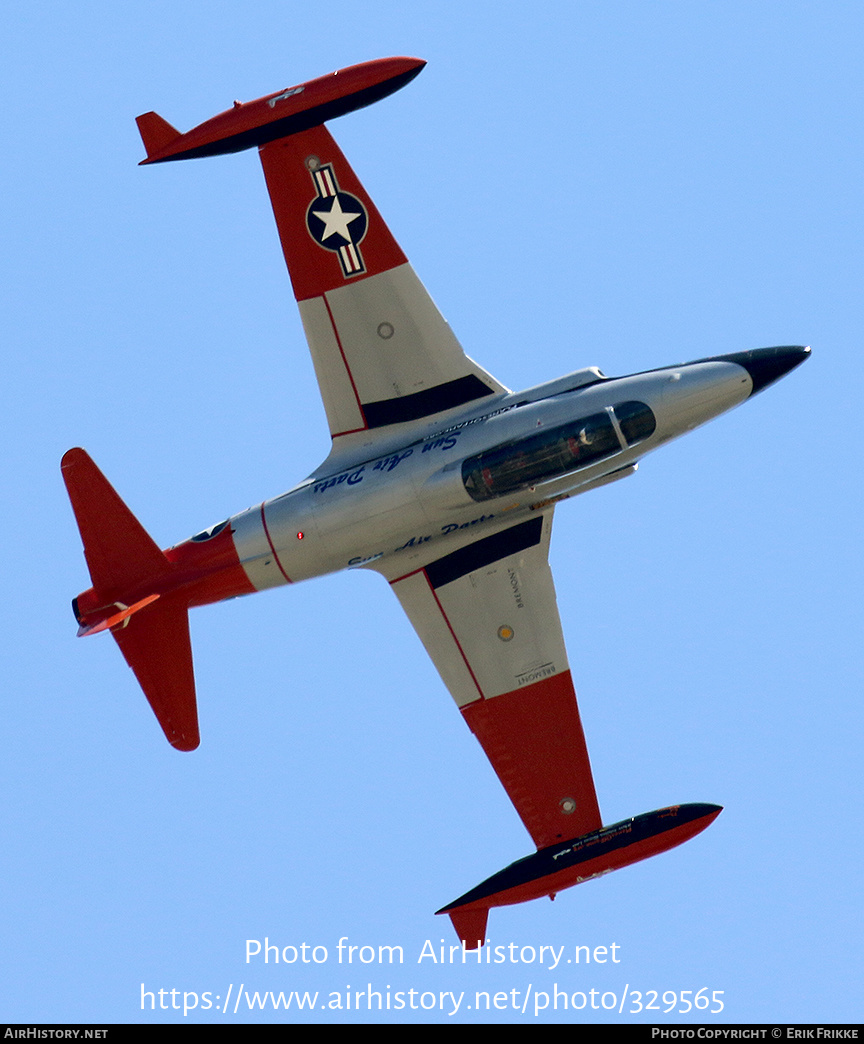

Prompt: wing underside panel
[259,125,506,440]
[461,670,601,847]
[390,513,601,848]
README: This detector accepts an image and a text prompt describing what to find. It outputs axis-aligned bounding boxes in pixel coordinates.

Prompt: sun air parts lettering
[422,433,460,453]
[312,466,366,494]
[347,551,384,567]
[440,513,495,535]
[373,449,413,472]
[395,534,432,551]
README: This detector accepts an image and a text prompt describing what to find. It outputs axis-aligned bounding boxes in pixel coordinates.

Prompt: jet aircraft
[63,57,810,947]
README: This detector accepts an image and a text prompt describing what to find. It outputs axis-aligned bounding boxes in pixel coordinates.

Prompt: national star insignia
[311,195,363,242]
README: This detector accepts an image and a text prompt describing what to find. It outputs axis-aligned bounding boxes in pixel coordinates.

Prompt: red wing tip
[61,447,89,470]
[170,735,200,752]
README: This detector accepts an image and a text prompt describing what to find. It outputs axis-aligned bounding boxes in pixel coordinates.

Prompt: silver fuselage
[225,357,752,591]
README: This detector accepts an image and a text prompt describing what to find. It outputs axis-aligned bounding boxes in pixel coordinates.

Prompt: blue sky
[2,0,861,1025]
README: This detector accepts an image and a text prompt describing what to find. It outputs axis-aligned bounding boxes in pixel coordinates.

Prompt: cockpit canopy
[462,400,655,502]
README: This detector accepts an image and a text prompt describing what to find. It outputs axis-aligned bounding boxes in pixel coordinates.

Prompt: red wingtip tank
[438,804,723,949]
[136,57,426,165]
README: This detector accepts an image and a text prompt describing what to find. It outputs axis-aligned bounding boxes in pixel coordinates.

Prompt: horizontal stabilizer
[111,595,199,751]
[77,593,161,637]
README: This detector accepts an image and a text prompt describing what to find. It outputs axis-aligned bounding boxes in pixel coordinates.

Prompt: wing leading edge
[385,513,601,850]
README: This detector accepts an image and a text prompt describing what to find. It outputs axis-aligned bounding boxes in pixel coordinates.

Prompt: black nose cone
[715,345,811,395]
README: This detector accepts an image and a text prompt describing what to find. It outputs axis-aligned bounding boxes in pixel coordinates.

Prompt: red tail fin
[448,908,488,952]
[61,448,172,596]
[135,112,182,158]
[62,448,200,751]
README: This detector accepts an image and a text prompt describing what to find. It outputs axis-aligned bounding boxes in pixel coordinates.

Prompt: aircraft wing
[258,125,507,444]
[381,511,602,850]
